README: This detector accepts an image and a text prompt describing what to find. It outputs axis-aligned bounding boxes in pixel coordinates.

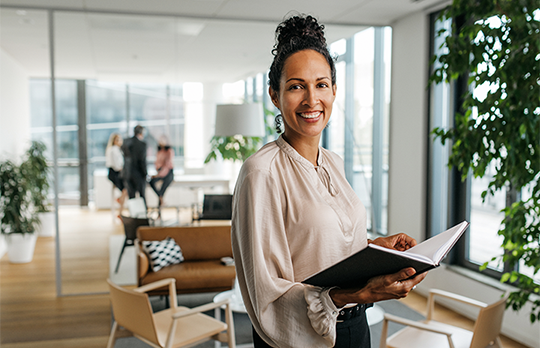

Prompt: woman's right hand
[329,267,426,308]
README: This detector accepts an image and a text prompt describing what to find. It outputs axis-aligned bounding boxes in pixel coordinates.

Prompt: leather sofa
[136,225,236,296]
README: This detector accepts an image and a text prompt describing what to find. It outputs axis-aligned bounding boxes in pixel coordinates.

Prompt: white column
[0,49,31,162]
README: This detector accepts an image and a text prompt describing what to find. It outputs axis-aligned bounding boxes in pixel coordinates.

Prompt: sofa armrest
[138,251,149,278]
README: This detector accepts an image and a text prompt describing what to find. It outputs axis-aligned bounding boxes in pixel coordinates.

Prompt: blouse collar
[276,135,323,169]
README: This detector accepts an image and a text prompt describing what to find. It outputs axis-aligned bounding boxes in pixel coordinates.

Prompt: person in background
[105,133,128,213]
[149,135,175,210]
[121,125,148,206]
[231,15,426,348]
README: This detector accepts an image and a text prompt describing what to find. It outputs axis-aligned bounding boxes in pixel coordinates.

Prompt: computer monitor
[199,194,233,220]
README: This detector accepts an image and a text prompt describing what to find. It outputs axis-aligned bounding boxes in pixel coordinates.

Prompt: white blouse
[231,136,368,347]
[105,145,124,172]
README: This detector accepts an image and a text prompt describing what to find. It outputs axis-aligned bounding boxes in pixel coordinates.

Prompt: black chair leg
[114,240,127,273]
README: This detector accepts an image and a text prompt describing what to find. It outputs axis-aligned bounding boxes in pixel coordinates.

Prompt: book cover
[302,221,469,289]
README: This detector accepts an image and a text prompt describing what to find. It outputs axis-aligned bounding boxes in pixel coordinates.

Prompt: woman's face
[270,49,336,143]
[114,135,122,146]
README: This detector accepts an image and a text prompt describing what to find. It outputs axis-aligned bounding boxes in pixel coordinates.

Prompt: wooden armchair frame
[107,278,235,348]
[380,289,508,348]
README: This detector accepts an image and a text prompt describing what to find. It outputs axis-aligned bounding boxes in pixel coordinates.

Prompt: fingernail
[407,269,415,276]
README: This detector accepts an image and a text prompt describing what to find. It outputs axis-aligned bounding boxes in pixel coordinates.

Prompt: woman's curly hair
[268,15,336,93]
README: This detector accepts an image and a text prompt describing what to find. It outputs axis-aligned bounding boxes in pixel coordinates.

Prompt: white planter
[6,233,37,264]
[36,211,55,237]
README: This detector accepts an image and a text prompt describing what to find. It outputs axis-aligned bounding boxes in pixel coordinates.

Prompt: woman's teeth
[299,112,321,119]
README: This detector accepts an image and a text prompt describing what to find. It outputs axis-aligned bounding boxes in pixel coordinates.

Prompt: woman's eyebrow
[285,76,331,83]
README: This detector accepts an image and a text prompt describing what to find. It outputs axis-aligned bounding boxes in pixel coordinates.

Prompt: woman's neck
[282,134,319,166]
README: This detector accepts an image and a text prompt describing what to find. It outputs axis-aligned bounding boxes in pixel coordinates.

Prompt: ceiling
[0,0,447,84]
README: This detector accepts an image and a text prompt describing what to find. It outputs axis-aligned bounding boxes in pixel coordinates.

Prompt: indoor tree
[430,0,539,322]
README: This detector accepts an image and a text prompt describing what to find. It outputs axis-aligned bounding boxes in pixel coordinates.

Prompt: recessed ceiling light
[16,10,27,16]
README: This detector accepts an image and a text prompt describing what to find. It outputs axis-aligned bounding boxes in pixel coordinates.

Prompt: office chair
[380,289,509,348]
[115,215,150,273]
[107,278,236,348]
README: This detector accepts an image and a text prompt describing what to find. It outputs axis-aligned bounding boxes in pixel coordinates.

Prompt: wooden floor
[0,207,530,347]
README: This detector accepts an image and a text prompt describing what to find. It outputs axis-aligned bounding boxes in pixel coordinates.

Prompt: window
[428,12,540,284]
[29,79,185,205]
[325,27,391,236]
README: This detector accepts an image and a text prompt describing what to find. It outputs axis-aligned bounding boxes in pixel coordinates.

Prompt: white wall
[390,11,540,348]
[388,11,429,242]
[0,48,31,162]
[0,48,32,258]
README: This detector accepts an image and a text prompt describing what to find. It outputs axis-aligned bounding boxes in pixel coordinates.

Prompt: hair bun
[268,14,336,93]
[273,15,327,56]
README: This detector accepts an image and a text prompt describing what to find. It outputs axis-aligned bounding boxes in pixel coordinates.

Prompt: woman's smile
[298,111,322,120]
[270,49,337,147]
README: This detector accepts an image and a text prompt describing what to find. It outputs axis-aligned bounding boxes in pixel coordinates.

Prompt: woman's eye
[318,82,329,88]
[289,84,302,90]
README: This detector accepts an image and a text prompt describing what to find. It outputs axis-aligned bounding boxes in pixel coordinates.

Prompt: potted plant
[430,0,539,322]
[22,141,54,237]
[0,159,39,263]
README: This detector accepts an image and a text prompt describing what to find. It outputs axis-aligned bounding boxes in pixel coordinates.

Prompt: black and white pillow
[142,237,184,272]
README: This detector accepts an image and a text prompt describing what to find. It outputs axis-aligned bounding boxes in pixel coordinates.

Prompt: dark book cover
[302,221,469,289]
[302,246,436,289]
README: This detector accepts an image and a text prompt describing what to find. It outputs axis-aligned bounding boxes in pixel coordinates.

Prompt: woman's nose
[303,87,318,106]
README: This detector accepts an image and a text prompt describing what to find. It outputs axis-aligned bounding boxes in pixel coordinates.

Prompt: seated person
[149,136,174,208]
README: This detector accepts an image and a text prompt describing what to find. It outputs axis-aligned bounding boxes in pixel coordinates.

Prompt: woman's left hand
[370,233,416,251]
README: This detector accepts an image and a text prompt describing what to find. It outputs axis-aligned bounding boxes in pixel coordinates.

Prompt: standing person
[231,15,426,348]
[121,125,148,206]
[149,135,175,210]
[105,133,128,213]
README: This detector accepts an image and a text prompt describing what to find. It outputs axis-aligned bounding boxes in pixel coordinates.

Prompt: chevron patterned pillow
[142,237,184,272]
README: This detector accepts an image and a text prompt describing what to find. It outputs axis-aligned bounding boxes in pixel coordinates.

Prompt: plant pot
[36,211,55,237]
[6,233,37,264]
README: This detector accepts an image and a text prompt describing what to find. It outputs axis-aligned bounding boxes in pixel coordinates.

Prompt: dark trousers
[252,310,371,348]
[149,169,174,199]
[126,176,146,204]
[107,168,124,191]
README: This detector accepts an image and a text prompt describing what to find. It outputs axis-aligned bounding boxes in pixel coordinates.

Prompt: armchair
[107,278,235,348]
[380,289,508,348]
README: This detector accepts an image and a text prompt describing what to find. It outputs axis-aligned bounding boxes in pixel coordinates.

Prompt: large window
[428,12,540,283]
[29,79,185,205]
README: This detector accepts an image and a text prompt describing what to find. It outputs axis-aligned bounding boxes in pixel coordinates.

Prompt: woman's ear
[269,87,280,109]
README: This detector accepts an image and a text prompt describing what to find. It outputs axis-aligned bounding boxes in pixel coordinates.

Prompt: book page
[404,221,469,263]
[368,243,434,265]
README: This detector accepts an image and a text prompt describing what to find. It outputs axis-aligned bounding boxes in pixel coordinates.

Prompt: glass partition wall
[43,11,189,294]
[7,5,389,295]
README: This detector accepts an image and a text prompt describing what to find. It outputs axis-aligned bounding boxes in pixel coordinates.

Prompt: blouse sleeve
[111,146,124,172]
[231,168,339,348]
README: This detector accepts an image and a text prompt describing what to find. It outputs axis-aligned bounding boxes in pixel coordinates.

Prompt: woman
[149,135,174,209]
[231,15,426,348]
[105,133,128,213]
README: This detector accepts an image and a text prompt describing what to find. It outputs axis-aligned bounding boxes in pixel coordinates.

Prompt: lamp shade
[214,103,265,137]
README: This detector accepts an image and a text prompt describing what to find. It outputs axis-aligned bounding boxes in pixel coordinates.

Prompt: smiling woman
[269,50,337,164]
[231,14,426,348]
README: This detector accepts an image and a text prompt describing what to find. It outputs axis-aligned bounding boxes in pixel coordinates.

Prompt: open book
[302,221,469,289]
